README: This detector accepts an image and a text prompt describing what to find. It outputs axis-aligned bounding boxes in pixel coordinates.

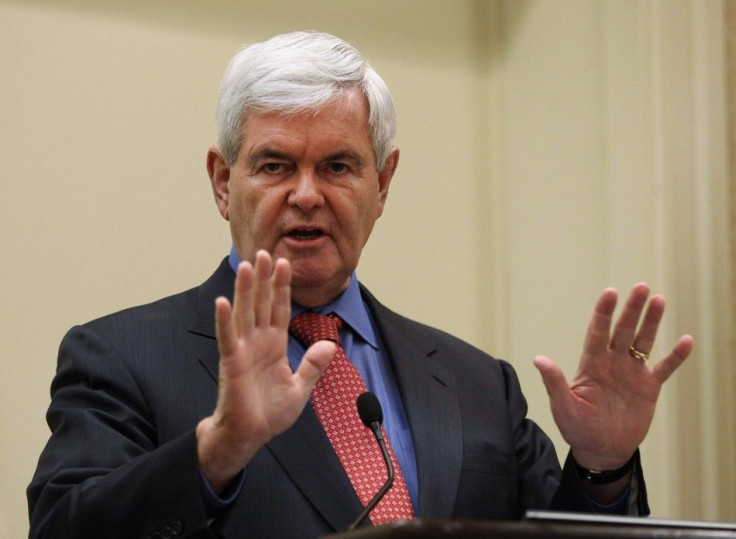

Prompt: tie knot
[289,312,344,347]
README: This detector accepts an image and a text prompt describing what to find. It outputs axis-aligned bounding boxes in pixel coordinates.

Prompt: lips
[286,226,326,241]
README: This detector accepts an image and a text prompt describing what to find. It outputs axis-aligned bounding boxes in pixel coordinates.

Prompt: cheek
[240,191,287,237]
[228,188,258,231]
[349,199,381,243]
[231,183,264,218]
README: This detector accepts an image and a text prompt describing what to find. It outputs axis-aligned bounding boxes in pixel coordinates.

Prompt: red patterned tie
[289,312,415,525]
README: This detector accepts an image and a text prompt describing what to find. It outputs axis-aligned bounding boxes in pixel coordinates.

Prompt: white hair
[216,31,396,169]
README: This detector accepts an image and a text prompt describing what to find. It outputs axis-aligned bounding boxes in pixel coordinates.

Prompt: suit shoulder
[81,285,200,332]
[393,308,490,355]
[77,258,232,335]
[359,283,508,366]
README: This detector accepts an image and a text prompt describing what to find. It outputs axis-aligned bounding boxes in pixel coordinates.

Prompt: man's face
[208,89,398,307]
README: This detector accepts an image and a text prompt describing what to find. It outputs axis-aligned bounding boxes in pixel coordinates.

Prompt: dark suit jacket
[28,259,647,538]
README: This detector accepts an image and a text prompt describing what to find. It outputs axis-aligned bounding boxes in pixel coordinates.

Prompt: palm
[214,254,335,445]
[534,284,693,470]
[197,251,334,492]
[218,327,294,440]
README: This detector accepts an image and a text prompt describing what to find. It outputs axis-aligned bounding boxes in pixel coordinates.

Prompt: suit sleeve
[27,325,215,539]
[500,361,649,516]
[551,450,649,515]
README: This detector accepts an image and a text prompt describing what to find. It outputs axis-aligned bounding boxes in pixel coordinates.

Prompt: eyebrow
[322,151,366,169]
[247,149,292,170]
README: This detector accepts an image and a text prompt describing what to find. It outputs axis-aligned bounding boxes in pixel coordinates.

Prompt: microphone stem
[347,421,394,531]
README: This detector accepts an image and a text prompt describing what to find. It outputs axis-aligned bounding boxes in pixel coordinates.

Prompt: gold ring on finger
[629,345,650,361]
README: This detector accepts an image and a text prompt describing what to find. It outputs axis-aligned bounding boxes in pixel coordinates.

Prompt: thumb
[295,340,337,391]
[533,355,569,404]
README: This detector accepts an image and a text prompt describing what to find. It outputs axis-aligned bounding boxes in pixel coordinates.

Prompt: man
[28,31,693,538]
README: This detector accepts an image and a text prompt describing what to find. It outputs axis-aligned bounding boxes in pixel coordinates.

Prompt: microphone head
[356,392,383,427]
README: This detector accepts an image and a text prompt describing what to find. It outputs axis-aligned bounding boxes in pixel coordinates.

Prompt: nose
[287,171,324,211]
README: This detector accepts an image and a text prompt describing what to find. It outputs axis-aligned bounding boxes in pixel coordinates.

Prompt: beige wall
[2,1,733,536]
[498,0,735,522]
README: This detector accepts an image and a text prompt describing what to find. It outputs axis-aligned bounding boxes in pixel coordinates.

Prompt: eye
[262,162,286,174]
[326,162,349,175]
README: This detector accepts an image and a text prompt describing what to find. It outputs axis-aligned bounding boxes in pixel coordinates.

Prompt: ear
[375,147,399,218]
[207,146,230,221]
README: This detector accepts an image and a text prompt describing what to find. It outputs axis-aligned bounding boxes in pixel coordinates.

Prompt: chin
[290,268,339,289]
[290,265,351,304]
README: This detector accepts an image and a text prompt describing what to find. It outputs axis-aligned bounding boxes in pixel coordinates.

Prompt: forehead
[241,90,373,158]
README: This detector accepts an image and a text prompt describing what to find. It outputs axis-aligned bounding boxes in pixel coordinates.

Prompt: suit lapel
[362,289,463,519]
[266,406,365,529]
[188,258,234,340]
[190,260,364,531]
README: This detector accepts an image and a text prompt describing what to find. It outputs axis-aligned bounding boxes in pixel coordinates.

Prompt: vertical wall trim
[647,0,679,514]
[692,0,724,520]
[647,0,734,520]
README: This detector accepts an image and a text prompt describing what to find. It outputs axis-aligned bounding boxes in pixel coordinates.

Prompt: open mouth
[288,228,325,240]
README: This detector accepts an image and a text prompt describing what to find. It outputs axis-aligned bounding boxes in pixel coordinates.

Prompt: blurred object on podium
[326,512,736,538]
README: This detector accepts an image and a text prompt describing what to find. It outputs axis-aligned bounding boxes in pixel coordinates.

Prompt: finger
[582,288,618,355]
[609,283,650,353]
[253,250,274,327]
[652,334,694,383]
[295,340,337,394]
[232,262,254,336]
[271,258,292,328]
[533,355,570,405]
[215,297,237,358]
[630,295,665,355]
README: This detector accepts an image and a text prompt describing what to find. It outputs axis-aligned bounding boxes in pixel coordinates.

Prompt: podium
[328,513,736,538]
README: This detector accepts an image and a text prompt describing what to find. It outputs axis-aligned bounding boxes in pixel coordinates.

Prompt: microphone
[347,392,394,531]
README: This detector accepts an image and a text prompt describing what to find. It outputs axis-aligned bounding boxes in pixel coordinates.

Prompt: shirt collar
[227,245,240,274]
[226,246,378,349]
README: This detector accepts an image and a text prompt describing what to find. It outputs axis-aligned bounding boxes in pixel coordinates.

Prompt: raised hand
[196,250,336,493]
[533,283,693,471]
